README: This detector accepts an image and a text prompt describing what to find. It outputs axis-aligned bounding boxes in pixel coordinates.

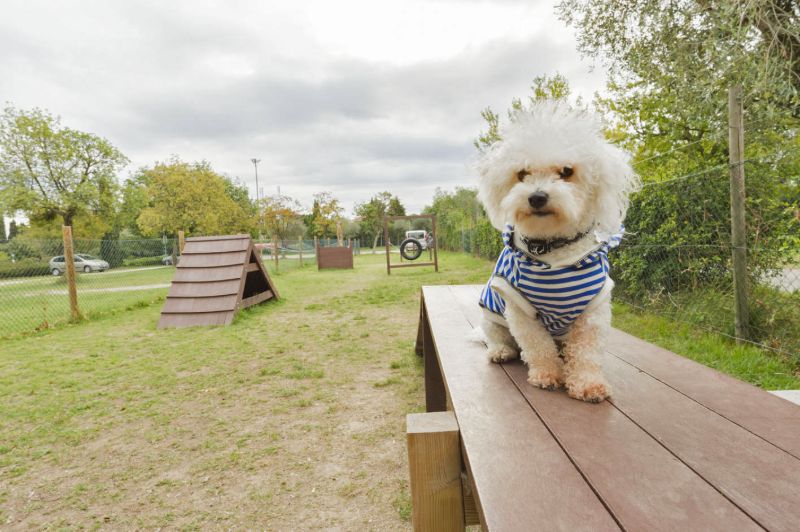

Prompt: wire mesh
[0,237,178,337]
[431,158,798,365]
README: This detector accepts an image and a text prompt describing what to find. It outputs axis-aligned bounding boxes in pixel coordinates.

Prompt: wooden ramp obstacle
[316,239,354,270]
[158,234,279,328]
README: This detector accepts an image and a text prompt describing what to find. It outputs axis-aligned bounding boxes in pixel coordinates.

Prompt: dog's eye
[517,169,530,181]
[558,166,574,179]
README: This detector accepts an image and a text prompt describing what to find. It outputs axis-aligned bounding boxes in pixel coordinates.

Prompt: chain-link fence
[614,159,799,364]
[0,237,179,337]
[0,235,354,338]
[432,157,798,366]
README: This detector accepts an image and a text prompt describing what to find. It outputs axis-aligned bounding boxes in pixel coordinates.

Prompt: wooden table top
[420,285,800,532]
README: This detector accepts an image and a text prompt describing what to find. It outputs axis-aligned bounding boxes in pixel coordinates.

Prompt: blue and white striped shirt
[479,225,622,337]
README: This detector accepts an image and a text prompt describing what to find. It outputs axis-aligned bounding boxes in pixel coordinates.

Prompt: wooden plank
[173,265,242,282]
[461,475,479,527]
[407,411,464,532]
[422,285,620,531]
[448,285,759,530]
[604,353,800,531]
[607,328,800,458]
[504,362,759,530]
[183,238,249,254]
[157,311,233,328]
[317,247,353,269]
[390,262,436,269]
[239,290,274,309]
[178,251,247,268]
[185,234,251,242]
[161,295,238,314]
[421,303,447,412]
[168,279,241,298]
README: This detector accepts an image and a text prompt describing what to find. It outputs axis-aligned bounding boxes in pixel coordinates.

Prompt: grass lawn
[0,253,488,529]
[0,257,309,339]
[0,267,176,338]
[1,252,797,529]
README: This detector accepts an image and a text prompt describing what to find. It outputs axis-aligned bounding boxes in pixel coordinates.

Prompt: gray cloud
[0,0,605,214]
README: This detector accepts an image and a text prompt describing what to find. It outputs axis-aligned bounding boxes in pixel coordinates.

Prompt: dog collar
[518,228,592,256]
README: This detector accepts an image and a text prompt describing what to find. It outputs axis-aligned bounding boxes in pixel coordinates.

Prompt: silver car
[49,254,110,275]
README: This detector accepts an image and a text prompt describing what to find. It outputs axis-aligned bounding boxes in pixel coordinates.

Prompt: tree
[475,73,578,151]
[558,0,800,128]
[260,194,305,242]
[556,0,799,292]
[224,176,256,220]
[0,214,6,241]
[308,192,344,238]
[135,158,255,237]
[8,219,17,240]
[353,192,406,250]
[0,106,128,227]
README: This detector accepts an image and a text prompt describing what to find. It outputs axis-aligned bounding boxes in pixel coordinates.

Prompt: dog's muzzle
[528,191,549,209]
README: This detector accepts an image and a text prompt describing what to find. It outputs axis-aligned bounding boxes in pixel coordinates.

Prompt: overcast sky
[1,0,605,217]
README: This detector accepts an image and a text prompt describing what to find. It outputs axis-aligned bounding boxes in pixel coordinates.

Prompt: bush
[100,236,124,268]
[0,258,51,278]
[6,239,41,261]
[122,256,165,267]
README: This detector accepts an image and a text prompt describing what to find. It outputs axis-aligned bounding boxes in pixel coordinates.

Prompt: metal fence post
[728,85,749,342]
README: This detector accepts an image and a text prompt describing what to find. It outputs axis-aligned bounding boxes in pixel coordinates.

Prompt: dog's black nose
[528,191,549,209]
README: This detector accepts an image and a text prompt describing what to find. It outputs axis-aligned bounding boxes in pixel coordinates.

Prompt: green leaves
[135,158,255,237]
[0,106,128,227]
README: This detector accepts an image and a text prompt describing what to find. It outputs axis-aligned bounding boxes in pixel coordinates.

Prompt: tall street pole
[251,158,262,237]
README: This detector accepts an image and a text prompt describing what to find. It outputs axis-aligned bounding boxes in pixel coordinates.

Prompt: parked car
[405,230,429,250]
[49,254,110,275]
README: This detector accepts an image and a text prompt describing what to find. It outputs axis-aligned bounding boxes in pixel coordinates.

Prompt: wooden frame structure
[409,284,800,530]
[384,214,439,275]
[315,238,354,270]
[158,234,279,328]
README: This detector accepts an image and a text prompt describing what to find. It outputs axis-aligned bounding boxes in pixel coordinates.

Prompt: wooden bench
[407,285,800,531]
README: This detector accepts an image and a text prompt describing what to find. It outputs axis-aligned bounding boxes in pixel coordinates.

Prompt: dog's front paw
[526,361,564,390]
[566,374,611,403]
[487,345,518,363]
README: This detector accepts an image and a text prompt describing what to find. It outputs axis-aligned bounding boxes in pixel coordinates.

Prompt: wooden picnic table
[408,284,800,531]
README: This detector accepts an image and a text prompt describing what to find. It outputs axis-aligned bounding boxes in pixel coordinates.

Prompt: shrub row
[0,259,52,278]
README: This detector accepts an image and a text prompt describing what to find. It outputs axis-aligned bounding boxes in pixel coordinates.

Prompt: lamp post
[251,158,262,237]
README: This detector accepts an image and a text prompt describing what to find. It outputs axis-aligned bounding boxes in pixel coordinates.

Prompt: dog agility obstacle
[315,238,354,270]
[158,234,279,328]
[384,214,439,275]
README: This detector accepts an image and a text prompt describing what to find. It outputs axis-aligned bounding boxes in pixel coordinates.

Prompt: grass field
[1,252,797,528]
[0,256,310,339]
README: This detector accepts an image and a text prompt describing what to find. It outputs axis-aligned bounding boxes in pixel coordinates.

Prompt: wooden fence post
[272,235,279,271]
[407,411,465,531]
[298,236,303,267]
[384,216,391,275]
[178,230,185,254]
[728,85,749,342]
[431,214,439,273]
[62,225,81,321]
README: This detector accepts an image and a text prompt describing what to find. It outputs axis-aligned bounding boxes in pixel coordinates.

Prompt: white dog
[476,102,637,403]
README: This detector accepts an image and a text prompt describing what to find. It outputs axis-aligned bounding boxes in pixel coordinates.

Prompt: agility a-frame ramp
[158,234,279,328]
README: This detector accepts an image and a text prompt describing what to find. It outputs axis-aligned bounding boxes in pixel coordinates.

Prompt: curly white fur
[476,101,638,403]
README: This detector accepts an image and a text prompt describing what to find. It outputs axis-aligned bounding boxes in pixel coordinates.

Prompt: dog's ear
[593,143,639,237]
[475,145,513,231]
